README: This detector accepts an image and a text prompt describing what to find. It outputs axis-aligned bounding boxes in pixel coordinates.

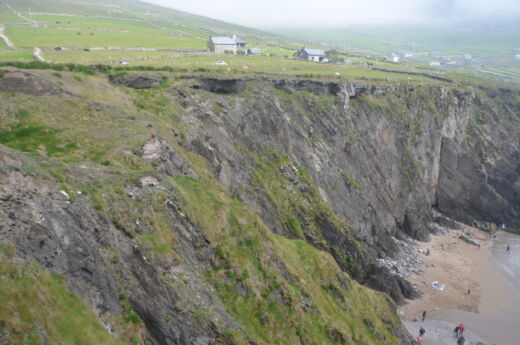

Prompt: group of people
[414,311,466,345]
[454,324,465,344]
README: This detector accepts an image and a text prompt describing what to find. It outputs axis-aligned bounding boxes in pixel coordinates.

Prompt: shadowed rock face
[191,78,248,94]
[437,95,520,228]
[175,78,520,302]
[0,70,63,95]
[109,73,166,89]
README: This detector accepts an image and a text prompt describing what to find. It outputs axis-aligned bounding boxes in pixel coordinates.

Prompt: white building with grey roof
[208,35,246,54]
[294,47,326,62]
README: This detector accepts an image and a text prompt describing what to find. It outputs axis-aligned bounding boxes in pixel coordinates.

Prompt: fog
[144,0,520,27]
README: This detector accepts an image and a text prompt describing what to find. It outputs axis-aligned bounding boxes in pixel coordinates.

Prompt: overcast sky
[145,0,520,27]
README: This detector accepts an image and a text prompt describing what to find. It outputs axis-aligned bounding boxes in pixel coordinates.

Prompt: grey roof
[234,36,246,44]
[302,48,325,56]
[248,48,262,54]
[210,36,245,45]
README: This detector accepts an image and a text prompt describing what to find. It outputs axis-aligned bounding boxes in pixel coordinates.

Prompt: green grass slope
[0,245,126,345]
[0,68,404,345]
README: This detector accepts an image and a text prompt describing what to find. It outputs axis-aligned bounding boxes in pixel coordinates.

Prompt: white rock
[60,190,70,199]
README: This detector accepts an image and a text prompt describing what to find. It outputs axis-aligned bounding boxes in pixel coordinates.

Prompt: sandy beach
[399,225,520,345]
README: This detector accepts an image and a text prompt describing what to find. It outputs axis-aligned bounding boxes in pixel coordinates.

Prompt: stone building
[207,35,246,54]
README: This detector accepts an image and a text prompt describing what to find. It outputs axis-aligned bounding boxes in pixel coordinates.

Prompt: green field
[32,15,160,33]
[3,0,137,19]
[0,0,517,84]
[278,25,520,82]
[6,27,207,49]
[0,11,25,24]
[0,49,33,61]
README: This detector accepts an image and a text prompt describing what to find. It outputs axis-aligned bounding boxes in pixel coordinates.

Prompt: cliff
[0,68,518,345]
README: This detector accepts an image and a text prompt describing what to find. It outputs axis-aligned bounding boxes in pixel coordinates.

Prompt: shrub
[286,217,304,239]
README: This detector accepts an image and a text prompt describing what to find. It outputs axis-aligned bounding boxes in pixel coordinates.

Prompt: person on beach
[419,326,425,338]
[457,336,465,345]
[507,244,510,253]
[467,288,471,295]
[458,324,465,336]
[453,326,459,338]
[422,310,426,321]
[477,244,481,250]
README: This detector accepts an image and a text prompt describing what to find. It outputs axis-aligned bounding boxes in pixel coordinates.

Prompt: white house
[293,48,326,62]
[207,35,246,54]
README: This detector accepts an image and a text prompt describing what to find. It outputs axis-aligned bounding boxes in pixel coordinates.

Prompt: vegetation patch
[170,155,397,345]
[0,244,125,345]
[0,122,77,157]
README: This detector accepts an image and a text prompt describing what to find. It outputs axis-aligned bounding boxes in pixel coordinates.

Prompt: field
[0,0,302,69]
[0,49,33,62]
[279,26,520,82]
[0,0,517,85]
[6,27,207,49]
[0,10,24,23]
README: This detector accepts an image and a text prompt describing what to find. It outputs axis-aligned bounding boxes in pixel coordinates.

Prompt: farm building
[247,48,262,55]
[208,35,246,54]
[293,48,326,62]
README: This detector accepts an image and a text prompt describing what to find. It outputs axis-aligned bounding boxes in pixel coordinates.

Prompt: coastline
[399,225,520,345]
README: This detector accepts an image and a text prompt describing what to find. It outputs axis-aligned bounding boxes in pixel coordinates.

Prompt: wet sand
[400,227,520,345]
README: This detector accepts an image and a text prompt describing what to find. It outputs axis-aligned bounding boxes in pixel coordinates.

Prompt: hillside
[2,0,513,86]
[0,0,299,64]
[1,2,520,345]
[278,25,520,83]
[1,61,520,345]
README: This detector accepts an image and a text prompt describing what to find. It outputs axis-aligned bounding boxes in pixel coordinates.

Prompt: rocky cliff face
[177,77,517,300]
[0,69,518,345]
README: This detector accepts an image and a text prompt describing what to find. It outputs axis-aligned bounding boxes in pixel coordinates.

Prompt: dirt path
[0,25,14,48]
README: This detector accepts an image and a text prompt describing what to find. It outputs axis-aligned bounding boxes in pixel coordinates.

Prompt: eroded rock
[142,136,198,178]
[0,70,63,95]
[109,73,166,89]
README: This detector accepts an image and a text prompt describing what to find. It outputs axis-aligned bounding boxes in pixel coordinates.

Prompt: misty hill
[277,23,520,82]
